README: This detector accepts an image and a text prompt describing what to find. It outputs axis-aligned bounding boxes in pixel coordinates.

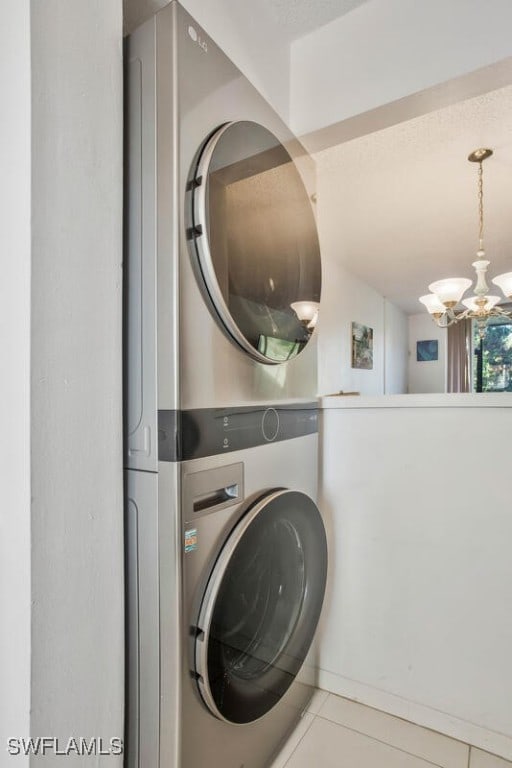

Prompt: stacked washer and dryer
[124,3,327,767]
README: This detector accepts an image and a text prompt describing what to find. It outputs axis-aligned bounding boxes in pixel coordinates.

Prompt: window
[472,319,512,392]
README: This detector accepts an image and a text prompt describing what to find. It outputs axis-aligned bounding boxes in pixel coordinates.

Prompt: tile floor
[271,691,512,768]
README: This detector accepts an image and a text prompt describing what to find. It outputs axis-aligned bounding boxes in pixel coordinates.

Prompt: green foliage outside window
[473,321,512,391]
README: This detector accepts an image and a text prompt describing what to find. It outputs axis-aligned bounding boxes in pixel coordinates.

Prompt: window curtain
[447,319,471,392]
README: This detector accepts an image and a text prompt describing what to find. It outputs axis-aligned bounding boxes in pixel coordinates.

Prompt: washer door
[188,121,321,364]
[194,489,327,724]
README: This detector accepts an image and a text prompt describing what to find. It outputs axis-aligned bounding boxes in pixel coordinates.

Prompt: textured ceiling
[262,0,371,39]
[315,84,512,315]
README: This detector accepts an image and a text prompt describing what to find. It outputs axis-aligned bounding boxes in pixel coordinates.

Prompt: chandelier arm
[432,308,470,328]
[488,306,512,318]
[459,307,512,321]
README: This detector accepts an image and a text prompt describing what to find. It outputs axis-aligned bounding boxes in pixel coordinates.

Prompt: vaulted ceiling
[315,84,512,315]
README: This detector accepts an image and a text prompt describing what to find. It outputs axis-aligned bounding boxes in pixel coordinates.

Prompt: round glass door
[188,121,321,364]
[194,489,328,724]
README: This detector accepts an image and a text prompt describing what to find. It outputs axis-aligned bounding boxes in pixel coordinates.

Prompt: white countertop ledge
[319,393,512,409]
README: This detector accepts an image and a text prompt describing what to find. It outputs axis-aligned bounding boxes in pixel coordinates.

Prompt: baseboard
[317,668,512,762]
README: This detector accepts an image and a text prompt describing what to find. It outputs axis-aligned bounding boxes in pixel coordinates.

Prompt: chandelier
[419,148,512,336]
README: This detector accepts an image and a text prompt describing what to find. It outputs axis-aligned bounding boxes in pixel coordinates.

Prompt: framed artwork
[351,322,373,369]
[416,339,438,361]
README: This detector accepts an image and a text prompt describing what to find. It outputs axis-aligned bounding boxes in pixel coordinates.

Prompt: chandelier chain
[478,160,484,251]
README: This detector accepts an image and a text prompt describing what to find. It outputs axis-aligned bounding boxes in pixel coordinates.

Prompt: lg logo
[188,25,208,53]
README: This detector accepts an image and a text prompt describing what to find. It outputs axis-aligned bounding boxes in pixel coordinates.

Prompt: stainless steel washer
[179,431,327,768]
[126,407,327,768]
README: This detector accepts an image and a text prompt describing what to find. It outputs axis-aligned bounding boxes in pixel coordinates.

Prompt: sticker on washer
[184,528,198,553]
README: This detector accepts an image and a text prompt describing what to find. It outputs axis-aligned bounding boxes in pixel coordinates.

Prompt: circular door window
[188,121,321,364]
[194,489,327,724]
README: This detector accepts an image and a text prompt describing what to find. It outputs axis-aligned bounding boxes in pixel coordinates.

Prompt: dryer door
[188,121,321,364]
[194,489,327,724]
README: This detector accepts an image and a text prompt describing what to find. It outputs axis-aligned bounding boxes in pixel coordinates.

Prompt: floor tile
[470,748,512,768]
[318,694,468,768]
[284,717,445,768]
[306,688,329,715]
[270,712,315,768]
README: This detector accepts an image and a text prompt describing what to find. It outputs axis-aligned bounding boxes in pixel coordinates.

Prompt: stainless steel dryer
[124,3,326,766]
[125,2,321,456]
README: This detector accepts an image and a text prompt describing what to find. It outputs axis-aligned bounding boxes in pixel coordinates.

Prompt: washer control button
[262,408,279,442]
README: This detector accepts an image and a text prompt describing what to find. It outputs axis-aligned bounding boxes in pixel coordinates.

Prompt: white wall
[30,0,124,753]
[0,1,31,761]
[316,262,409,397]
[317,261,386,395]
[123,0,291,121]
[385,300,408,394]
[319,399,512,760]
[290,0,512,136]
[316,174,408,396]
[408,313,447,393]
